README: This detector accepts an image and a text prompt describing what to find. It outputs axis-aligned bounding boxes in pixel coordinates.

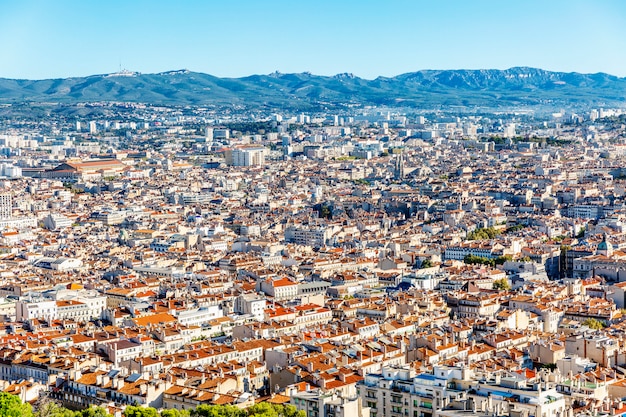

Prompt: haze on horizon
[1,0,626,81]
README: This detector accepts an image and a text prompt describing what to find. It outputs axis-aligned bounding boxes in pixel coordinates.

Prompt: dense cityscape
[0,98,624,417]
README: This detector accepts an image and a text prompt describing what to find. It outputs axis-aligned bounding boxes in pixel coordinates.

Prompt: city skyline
[1,0,626,80]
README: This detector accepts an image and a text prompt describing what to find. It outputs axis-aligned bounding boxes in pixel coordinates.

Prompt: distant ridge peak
[158,69,190,76]
[105,69,140,78]
[333,72,356,80]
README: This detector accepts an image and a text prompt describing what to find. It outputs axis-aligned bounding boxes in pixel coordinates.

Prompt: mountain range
[1,67,625,110]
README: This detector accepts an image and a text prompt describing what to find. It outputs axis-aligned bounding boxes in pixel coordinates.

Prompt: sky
[1,0,626,80]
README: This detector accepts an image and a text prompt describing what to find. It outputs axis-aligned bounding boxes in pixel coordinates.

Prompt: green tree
[582,318,605,330]
[124,407,159,417]
[420,259,433,269]
[506,224,525,233]
[76,407,111,417]
[319,205,331,219]
[463,254,511,268]
[186,403,304,417]
[493,278,511,291]
[246,403,278,417]
[191,405,244,417]
[34,398,75,417]
[247,403,304,417]
[467,227,501,241]
[161,410,190,417]
[0,392,33,417]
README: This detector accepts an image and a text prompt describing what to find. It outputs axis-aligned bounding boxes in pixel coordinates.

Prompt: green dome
[597,235,613,253]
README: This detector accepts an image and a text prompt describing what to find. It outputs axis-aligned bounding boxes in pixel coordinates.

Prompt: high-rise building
[0,194,11,219]
[503,123,516,138]
[226,146,267,167]
[213,129,230,139]
[394,152,405,180]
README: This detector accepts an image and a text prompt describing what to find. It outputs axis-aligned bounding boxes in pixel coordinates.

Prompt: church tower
[596,234,613,257]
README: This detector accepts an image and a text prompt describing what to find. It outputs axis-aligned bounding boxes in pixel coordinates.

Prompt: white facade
[176,306,223,327]
[231,146,266,166]
[17,299,58,322]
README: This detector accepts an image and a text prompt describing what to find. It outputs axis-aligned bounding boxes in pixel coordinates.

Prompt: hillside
[0,67,625,109]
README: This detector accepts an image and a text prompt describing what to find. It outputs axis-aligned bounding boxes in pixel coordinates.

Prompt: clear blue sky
[1,0,626,80]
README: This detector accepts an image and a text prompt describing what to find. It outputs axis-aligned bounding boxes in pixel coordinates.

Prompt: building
[0,193,11,219]
[43,159,127,182]
[226,146,267,167]
[358,366,468,417]
[291,390,369,417]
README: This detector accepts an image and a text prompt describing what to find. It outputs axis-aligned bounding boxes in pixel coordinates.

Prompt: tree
[161,410,190,417]
[463,254,511,268]
[420,259,433,269]
[247,403,304,417]
[34,397,75,417]
[191,405,244,417]
[188,403,304,417]
[124,407,159,417]
[77,407,112,417]
[506,224,526,233]
[582,318,605,330]
[493,278,511,291]
[467,227,501,241]
[0,392,33,417]
[319,205,331,219]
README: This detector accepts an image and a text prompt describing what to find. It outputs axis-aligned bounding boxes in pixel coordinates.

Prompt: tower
[0,194,11,219]
[394,152,405,180]
[596,234,613,257]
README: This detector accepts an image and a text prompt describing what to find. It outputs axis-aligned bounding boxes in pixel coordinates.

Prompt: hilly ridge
[0,67,625,109]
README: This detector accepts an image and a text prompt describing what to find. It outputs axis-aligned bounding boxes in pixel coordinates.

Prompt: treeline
[463,254,512,267]
[0,392,304,417]
[466,224,526,241]
[466,227,500,241]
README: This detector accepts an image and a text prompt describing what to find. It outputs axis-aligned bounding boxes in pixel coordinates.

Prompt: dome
[597,234,613,256]
[597,240,611,251]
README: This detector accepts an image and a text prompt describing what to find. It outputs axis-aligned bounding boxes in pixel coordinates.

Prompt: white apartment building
[175,306,223,327]
[285,225,332,247]
[227,146,267,166]
[17,299,57,322]
[0,194,11,219]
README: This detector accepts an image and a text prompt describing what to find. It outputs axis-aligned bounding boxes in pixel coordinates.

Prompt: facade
[0,193,11,219]
[226,146,267,166]
[291,390,369,417]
